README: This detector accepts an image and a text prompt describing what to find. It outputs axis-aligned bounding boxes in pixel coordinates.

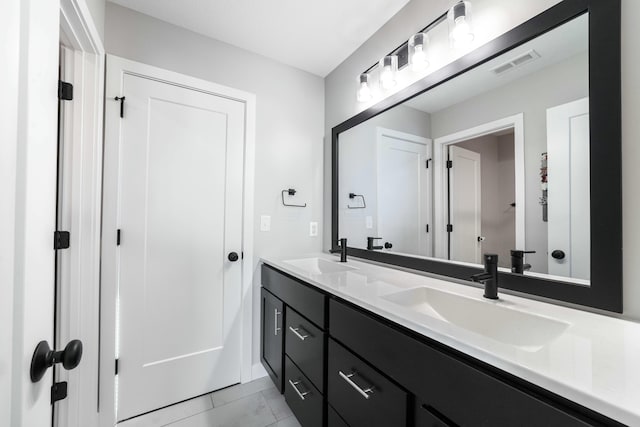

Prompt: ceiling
[108,0,410,77]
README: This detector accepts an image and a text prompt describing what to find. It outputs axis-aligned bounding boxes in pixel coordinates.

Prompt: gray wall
[431,52,588,273]
[84,0,105,41]
[105,3,325,367]
[339,105,431,249]
[325,0,640,320]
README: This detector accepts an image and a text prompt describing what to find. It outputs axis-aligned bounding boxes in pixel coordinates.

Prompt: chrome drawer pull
[274,309,281,336]
[289,326,309,341]
[339,371,374,399]
[288,379,309,401]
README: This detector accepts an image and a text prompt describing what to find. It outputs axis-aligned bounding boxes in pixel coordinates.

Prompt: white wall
[105,3,325,367]
[325,0,640,319]
[0,0,20,424]
[339,105,430,248]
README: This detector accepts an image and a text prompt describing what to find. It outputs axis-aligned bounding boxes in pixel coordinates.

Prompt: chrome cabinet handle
[289,326,309,341]
[339,371,374,399]
[288,379,309,401]
[274,309,281,336]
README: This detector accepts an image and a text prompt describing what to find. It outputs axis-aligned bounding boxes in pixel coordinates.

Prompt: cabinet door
[261,288,284,392]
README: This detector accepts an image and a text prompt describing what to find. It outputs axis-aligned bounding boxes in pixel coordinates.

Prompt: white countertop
[261,253,640,426]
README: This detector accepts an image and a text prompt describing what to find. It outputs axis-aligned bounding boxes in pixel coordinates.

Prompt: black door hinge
[51,381,68,404]
[53,231,70,250]
[425,159,431,169]
[447,224,453,233]
[115,358,119,375]
[58,81,73,101]
[117,229,121,246]
[115,96,126,118]
[426,224,429,233]
[446,160,453,169]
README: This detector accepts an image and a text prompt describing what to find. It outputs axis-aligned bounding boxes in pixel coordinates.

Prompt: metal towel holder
[281,189,307,208]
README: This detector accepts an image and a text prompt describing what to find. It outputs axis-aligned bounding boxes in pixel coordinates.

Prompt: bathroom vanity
[260,255,639,427]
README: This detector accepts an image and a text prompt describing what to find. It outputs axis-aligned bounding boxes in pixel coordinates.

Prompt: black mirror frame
[332,0,622,312]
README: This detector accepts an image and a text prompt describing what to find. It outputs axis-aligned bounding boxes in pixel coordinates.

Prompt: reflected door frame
[433,114,525,261]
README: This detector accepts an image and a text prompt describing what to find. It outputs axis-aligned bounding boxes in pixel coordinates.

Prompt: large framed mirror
[332,0,622,312]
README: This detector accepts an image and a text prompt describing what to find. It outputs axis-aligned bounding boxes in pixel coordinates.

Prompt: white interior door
[117,73,245,420]
[377,129,432,256]
[448,145,482,264]
[547,97,590,280]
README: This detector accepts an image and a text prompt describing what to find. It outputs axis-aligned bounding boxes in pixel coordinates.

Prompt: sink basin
[382,287,569,351]
[283,257,357,275]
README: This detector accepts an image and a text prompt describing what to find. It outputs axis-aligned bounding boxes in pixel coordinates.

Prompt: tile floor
[117,376,301,427]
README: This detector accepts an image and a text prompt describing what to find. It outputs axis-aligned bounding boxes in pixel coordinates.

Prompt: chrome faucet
[510,249,536,274]
[330,238,348,262]
[367,237,383,251]
[471,254,499,300]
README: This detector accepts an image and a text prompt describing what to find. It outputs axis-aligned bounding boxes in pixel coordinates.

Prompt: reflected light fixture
[409,33,429,71]
[356,73,372,102]
[448,1,475,48]
[379,55,398,90]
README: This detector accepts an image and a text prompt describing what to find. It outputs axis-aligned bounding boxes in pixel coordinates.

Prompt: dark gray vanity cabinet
[262,265,328,426]
[260,287,284,392]
[260,264,622,427]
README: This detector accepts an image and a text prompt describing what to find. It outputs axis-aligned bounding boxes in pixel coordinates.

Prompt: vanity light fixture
[448,1,475,48]
[408,33,430,71]
[356,73,373,102]
[379,55,398,90]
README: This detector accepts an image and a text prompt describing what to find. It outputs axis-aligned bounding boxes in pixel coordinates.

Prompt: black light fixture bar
[362,11,448,75]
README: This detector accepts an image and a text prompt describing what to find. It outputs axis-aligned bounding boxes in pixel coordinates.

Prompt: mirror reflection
[338,13,589,283]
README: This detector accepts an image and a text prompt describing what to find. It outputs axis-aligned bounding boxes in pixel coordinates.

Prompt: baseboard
[251,362,268,381]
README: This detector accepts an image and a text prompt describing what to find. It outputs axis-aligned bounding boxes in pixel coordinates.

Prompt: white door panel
[117,74,245,420]
[547,98,590,280]
[377,129,432,256]
[449,145,482,264]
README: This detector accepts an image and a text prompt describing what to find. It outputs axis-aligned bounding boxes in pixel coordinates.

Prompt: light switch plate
[366,216,373,229]
[309,222,318,237]
[260,215,271,232]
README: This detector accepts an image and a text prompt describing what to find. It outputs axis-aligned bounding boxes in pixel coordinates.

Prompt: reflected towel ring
[348,193,367,209]
[281,188,307,208]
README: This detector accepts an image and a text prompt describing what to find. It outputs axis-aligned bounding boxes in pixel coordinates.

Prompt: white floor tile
[261,387,292,421]
[169,392,276,427]
[267,416,302,427]
[117,394,213,427]
[211,376,275,407]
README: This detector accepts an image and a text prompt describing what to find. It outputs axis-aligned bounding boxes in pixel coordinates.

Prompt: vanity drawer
[328,404,349,427]
[284,356,323,427]
[414,402,456,427]
[262,264,326,329]
[328,338,408,427]
[330,299,597,427]
[285,306,325,392]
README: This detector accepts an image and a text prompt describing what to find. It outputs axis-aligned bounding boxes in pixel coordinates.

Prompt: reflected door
[547,98,590,280]
[377,129,432,256]
[448,145,482,263]
[117,73,245,420]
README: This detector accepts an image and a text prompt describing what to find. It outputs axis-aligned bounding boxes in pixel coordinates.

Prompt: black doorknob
[30,339,83,383]
[551,250,566,260]
[228,252,239,262]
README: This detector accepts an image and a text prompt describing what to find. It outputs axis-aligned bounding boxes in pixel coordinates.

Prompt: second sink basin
[382,287,570,351]
[283,257,357,275]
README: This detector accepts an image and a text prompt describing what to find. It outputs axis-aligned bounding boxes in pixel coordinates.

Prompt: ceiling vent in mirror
[490,49,541,75]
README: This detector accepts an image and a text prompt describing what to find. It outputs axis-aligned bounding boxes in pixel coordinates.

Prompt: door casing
[101,55,257,427]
